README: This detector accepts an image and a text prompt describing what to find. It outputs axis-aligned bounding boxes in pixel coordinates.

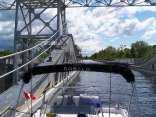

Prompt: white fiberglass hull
[2,71,80,117]
[33,108,131,117]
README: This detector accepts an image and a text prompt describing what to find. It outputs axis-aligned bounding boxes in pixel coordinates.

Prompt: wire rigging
[109,66,112,117]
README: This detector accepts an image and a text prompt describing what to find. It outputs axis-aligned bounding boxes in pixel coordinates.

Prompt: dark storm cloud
[0,27,14,35]
[0,22,14,50]
[0,10,15,21]
[109,19,137,36]
[122,29,133,36]
[0,38,13,50]
[120,20,137,36]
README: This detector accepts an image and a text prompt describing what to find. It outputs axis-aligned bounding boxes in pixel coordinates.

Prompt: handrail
[0,23,67,79]
[134,49,156,65]
[0,37,56,79]
[0,30,68,96]
[0,70,75,115]
[0,44,67,115]
[0,23,67,60]
[0,35,54,59]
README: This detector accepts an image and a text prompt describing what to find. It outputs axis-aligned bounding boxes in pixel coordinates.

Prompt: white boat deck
[41,113,122,117]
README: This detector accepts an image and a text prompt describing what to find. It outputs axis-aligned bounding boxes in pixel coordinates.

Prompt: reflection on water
[75,60,156,117]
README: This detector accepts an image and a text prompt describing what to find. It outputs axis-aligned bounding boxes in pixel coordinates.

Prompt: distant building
[75,45,81,55]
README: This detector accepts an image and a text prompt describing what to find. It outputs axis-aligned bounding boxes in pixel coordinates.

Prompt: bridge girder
[0,0,67,84]
[0,0,156,10]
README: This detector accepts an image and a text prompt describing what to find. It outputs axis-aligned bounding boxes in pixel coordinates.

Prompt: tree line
[0,46,13,57]
[1,41,156,61]
[0,43,50,62]
[84,41,156,61]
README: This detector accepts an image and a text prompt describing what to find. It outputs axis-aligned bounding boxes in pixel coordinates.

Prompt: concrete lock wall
[0,59,7,93]
[115,58,135,64]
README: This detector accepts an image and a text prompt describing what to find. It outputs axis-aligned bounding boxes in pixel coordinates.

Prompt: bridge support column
[12,0,20,85]
[29,10,34,68]
[54,73,59,85]
[22,38,28,72]
[57,0,61,37]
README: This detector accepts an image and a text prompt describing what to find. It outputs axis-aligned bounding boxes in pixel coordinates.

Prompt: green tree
[96,50,104,60]
[0,46,13,57]
[90,53,98,60]
[89,40,153,60]
[131,41,149,58]
[123,48,131,58]
[83,55,89,60]
[104,46,117,61]
[117,45,126,58]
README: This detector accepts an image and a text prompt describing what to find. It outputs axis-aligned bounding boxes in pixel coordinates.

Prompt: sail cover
[23,63,135,84]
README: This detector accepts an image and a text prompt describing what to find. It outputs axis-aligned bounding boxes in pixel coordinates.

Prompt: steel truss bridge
[0,0,156,116]
[0,0,156,9]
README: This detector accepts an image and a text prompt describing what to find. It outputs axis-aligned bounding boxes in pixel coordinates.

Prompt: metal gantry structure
[0,0,156,9]
[0,0,155,85]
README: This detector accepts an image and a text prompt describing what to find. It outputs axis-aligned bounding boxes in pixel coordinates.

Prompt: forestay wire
[109,66,112,117]
[132,83,142,117]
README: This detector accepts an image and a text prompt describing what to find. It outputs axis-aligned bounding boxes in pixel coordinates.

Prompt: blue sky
[0,1,156,56]
[66,6,156,56]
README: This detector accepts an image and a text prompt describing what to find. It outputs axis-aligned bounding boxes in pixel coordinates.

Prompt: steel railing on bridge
[0,23,68,86]
[134,49,156,65]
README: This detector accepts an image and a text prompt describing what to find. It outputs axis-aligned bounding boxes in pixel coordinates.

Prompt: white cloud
[109,37,119,42]
[0,21,14,35]
[141,29,156,39]
[136,17,156,30]
[66,6,156,55]
[1,1,156,55]
[76,38,103,56]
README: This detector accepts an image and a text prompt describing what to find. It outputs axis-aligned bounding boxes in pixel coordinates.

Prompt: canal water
[74,60,156,117]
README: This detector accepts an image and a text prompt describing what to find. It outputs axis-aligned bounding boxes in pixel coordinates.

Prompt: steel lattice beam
[0,0,155,10]
[64,0,156,7]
